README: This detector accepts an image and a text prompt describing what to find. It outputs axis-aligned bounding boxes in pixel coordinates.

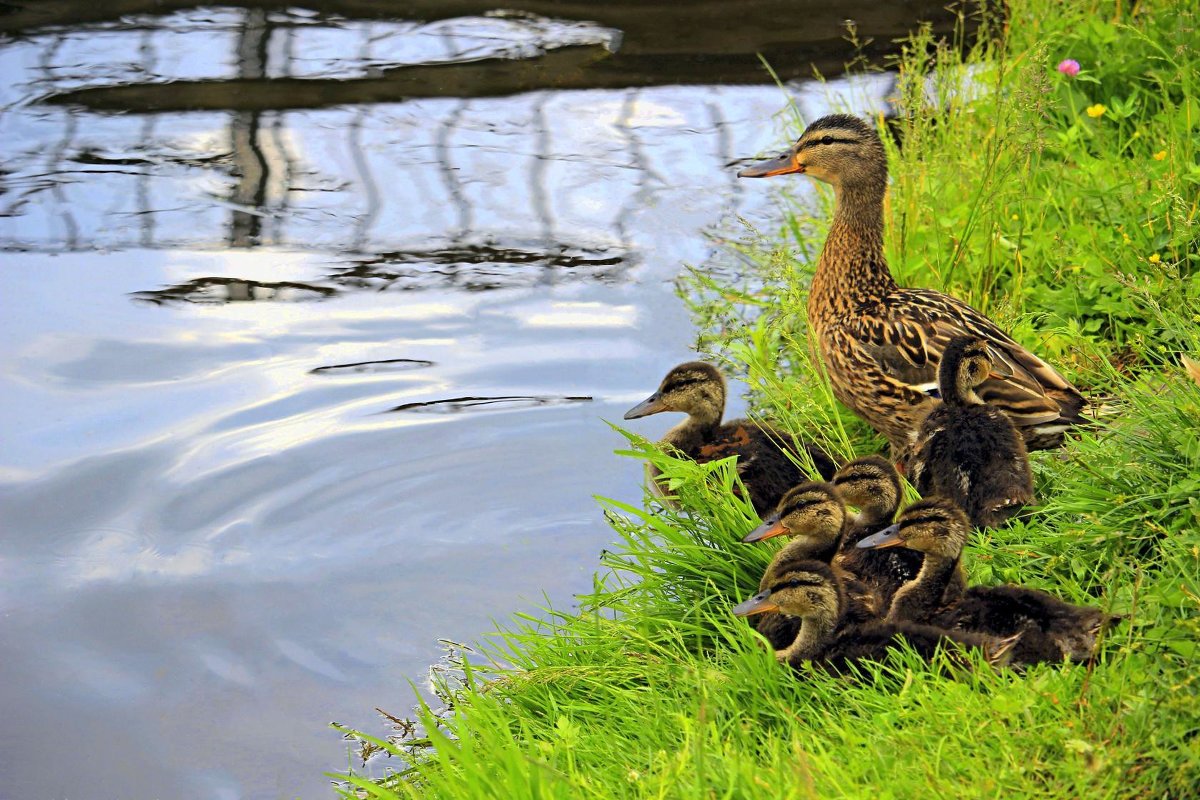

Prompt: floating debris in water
[131,277,337,305]
[310,359,435,375]
[387,395,592,414]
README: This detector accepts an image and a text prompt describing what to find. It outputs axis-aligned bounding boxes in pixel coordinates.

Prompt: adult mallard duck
[738,114,1086,455]
[623,362,836,515]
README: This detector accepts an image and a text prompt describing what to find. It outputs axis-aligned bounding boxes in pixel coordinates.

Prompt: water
[0,3,951,797]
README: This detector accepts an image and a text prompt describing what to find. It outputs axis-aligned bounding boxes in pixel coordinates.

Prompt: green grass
[334,1,1200,797]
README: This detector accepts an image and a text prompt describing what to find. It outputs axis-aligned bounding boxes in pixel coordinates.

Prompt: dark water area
[0,2,964,797]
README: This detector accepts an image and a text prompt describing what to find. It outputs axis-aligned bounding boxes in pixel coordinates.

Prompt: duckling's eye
[820,136,835,145]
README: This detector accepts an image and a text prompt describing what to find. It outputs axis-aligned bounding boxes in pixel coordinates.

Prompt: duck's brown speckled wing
[828,288,1085,448]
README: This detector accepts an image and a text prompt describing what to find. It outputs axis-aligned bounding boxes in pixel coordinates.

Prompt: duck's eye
[820,136,835,145]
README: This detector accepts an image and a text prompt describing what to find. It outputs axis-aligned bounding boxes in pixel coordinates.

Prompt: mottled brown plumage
[857,497,1115,664]
[909,336,1035,528]
[739,114,1086,455]
[733,556,1012,674]
[623,362,836,515]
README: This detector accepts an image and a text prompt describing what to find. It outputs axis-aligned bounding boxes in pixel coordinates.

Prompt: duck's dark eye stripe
[902,514,950,528]
[664,377,704,391]
[799,136,858,151]
[782,497,827,515]
[833,472,878,485]
[771,578,822,591]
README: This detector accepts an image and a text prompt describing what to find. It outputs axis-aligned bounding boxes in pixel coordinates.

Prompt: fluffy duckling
[830,455,902,543]
[733,554,1012,673]
[908,336,1035,528]
[855,498,971,624]
[828,456,958,608]
[741,482,879,647]
[858,498,1115,663]
[624,362,836,515]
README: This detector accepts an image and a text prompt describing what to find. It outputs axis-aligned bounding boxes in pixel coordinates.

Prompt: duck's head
[742,481,845,545]
[623,361,725,424]
[737,114,887,190]
[938,336,1012,404]
[732,556,841,620]
[855,497,970,560]
[832,455,901,524]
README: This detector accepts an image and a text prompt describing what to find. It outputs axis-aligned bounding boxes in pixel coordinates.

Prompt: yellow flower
[1011,213,1020,221]
[1086,104,1107,118]
[1148,253,1161,264]
[1153,150,1167,160]
[1122,233,1132,244]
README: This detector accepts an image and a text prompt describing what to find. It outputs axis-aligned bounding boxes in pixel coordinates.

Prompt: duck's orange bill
[732,590,779,617]
[742,516,787,543]
[737,153,803,178]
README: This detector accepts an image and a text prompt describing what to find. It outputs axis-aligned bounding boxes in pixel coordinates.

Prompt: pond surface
[0,3,952,797]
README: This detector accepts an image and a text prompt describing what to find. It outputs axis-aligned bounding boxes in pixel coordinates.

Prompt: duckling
[858,497,1115,663]
[623,362,836,515]
[733,554,1013,673]
[830,455,902,544]
[738,114,1086,456]
[855,498,971,625]
[908,336,1034,528]
[828,456,958,608]
[741,482,879,647]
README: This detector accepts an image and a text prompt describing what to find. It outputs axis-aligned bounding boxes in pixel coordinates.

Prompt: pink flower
[1057,59,1081,77]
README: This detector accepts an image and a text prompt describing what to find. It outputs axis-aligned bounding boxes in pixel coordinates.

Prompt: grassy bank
[337,1,1200,796]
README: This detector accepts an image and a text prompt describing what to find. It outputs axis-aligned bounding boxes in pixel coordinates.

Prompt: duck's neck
[938,361,984,408]
[943,387,984,408]
[808,181,896,328]
[887,551,961,623]
[759,535,842,591]
[776,611,837,662]
[661,411,720,455]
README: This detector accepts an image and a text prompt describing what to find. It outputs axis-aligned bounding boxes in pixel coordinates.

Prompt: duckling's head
[939,336,1009,405]
[737,114,887,192]
[855,497,971,560]
[732,557,841,620]
[742,481,845,546]
[832,455,901,524]
[623,361,725,426]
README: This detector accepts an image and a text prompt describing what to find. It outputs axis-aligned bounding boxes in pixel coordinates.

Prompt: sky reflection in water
[0,5,903,798]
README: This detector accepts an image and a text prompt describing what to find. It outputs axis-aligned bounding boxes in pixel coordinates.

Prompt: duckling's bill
[855,522,904,549]
[732,589,779,616]
[737,152,803,178]
[623,392,667,419]
[742,515,787,543]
